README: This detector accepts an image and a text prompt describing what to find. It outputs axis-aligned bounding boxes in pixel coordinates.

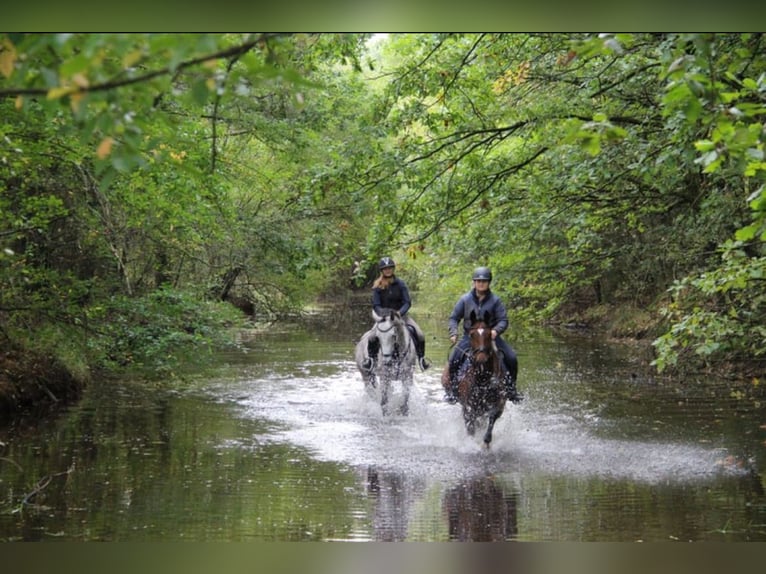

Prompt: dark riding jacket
[372,277,412,316]
[448,288,509,339]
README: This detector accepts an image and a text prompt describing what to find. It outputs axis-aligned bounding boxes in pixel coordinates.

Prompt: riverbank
[565,301,764,382]
[0,297,754,418]
[0,349,84,417]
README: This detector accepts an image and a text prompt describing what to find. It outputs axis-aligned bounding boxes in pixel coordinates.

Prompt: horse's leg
[357,333,378,396]
[482,404,505,448]
[366,373,377,395]
[463,407,476,436]
[380,379,390,416]
[399,374,412,416]
[482,415,496,448]
[362,354,377,396]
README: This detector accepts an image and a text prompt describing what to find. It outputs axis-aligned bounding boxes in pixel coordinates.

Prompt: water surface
[1,314,764,541]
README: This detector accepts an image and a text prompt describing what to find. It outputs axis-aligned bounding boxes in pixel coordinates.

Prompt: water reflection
[365,466,418,542]
[444,474,518,541]
[361,467,520,542]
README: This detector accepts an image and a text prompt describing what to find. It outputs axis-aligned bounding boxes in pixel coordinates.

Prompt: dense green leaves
[1,32,764,388]
[0,33,373,382]
[361,33,765,376]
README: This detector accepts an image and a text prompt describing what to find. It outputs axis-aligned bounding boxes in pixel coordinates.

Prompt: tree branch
[0,33,286,99]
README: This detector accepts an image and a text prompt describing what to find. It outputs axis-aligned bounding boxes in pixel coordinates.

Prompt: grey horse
[355,309,416,416]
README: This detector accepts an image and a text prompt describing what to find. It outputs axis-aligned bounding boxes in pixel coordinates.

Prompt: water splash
[224,361,743,485]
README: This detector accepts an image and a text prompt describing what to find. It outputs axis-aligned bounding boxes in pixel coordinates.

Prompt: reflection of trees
[366,466,418,542]
[443,475,518,541]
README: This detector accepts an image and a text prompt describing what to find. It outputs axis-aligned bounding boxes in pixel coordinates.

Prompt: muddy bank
[0,350,84,416]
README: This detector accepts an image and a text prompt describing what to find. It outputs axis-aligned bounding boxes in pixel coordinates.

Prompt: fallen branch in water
[12,463,75,514]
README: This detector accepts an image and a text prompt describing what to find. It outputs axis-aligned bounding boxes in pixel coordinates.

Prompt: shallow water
[1,314,765,541]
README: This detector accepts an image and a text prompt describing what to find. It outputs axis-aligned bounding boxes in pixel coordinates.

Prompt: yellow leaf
[72,72,89,88]
[753,377,760,387]
[48,86,74,100]
[70,92,85,113]
[96,137,114,159]
[0,38,16,78]
[15,95,23,110]
[122,49,143,68]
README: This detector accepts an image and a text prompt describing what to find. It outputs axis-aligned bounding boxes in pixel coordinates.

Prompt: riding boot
[416,339,431,371]
[363,339,379,371]
[502,374,524,404]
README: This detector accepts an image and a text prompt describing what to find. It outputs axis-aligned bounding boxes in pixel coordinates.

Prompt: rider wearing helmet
[363,256,431,371]
[444,266,523,404]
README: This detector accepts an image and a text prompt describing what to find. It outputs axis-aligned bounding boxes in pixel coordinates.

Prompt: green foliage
[88,287,245,376]
[647,34,766,372]
[361,33,765,377]
[652,243,766,373]
[2,32,765,390]
[1,32,375,390]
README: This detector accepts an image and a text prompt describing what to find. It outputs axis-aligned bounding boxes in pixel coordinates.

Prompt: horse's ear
[470,310,477,323]
[483,310,491,324]
[372,309,381,322]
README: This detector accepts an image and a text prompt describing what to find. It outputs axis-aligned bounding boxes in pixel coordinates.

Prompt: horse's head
[468,310,494,366]
[373,308,404,365]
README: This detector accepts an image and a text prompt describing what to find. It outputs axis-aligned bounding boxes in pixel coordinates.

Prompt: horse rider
[362,256,431,371]
[444,266,523,404]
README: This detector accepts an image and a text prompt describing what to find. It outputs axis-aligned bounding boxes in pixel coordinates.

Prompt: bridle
[375,319,397,334]
[374,314,412,362]
[465,324,498,365]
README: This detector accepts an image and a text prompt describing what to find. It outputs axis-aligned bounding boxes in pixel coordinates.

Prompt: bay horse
[441,310,507,448]
[355,308,416,416]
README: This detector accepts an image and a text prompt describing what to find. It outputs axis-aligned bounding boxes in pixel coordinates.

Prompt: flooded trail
[1,321,765,541]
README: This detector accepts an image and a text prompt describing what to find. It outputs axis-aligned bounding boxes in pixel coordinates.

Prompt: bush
[88,287,246,376]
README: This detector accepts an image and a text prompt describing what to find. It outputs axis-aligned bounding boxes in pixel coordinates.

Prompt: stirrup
[362,357,374,370]
[418,356,431,371]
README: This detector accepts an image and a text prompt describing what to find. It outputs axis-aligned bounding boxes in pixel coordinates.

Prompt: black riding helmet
[472,266,492,281]
[379,256,396,270]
